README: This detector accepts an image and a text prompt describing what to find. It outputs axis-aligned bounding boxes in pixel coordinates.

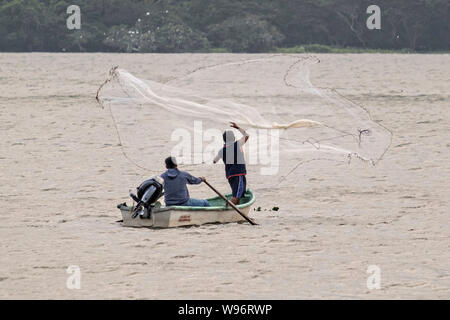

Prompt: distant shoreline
[273,45,450,54]
[1,45,449,54]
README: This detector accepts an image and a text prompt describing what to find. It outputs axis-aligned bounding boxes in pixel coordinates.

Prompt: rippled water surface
[0,53,449,299]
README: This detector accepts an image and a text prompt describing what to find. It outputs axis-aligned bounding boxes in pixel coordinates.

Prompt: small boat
[117,189,255,228]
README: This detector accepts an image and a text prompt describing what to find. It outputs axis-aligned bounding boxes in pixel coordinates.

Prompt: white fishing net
[96,55,392,184]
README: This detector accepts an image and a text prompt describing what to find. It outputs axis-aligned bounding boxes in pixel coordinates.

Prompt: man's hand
[200,177,206,182]
[231,122,249,146]
[230,122,239,129]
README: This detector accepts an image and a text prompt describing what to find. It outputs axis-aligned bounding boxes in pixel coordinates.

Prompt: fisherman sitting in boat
[161,157,210,207]
[213,122,249,205]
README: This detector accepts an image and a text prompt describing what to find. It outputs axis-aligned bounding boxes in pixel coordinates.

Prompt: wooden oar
[204,180,257,226]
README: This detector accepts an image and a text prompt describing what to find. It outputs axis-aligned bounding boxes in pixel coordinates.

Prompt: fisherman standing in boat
[161,157,210,207]
[213,122,249,205]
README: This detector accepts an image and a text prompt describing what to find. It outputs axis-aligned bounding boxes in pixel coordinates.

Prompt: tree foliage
[0,0,447,52]
[207,15,284,52]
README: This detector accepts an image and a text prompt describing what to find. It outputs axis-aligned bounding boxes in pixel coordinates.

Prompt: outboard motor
[129,176,164,219]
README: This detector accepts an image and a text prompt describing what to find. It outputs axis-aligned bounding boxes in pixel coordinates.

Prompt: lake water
[0,53,449,299]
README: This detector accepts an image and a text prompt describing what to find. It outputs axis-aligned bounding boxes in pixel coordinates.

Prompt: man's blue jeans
[180,198,210,207]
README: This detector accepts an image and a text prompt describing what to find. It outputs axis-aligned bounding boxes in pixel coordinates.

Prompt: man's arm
[230,122,249,147]
[185,172,205,185]
[213,149,222,164]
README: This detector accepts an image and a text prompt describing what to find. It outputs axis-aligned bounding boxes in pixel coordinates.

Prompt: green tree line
[0,0,448,52]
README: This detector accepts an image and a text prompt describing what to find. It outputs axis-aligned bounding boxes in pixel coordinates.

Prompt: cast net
[96,55,392,184]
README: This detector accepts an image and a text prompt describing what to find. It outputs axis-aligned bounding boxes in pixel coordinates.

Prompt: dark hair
[165,156,177,169]
[223,130,235,143]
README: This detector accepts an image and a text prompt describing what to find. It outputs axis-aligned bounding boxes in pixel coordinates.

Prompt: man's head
[165,156,177,169]
[223,130,235,144]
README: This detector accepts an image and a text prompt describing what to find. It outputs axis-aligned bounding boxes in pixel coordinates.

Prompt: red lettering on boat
[179,215,191,222]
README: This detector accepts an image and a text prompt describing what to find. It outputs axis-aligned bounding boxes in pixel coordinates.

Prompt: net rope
[96,55,392,182]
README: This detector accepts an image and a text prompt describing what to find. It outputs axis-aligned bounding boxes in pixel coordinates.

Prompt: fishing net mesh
[96,55,392,185]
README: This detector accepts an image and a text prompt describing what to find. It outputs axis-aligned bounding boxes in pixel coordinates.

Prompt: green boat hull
[118,189,255,228]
